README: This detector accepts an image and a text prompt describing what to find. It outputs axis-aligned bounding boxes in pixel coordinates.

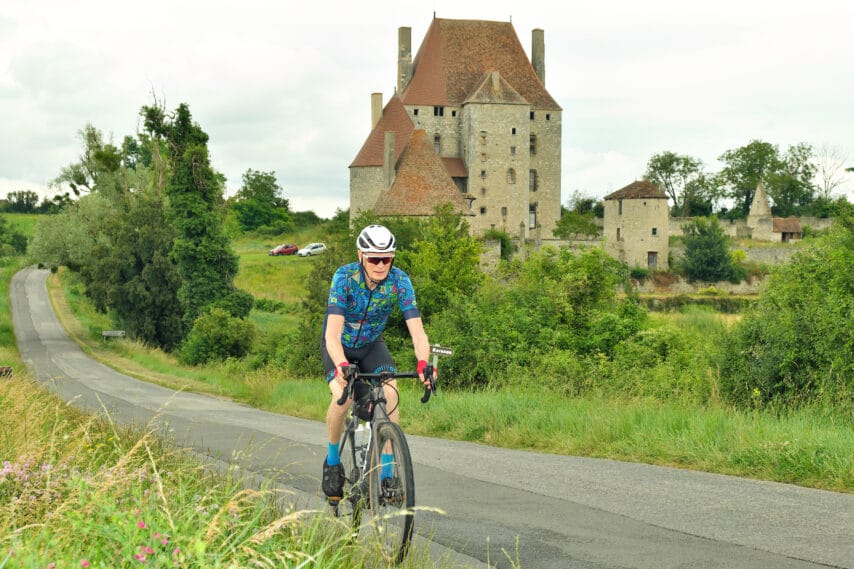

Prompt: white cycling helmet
[356,224,396,254]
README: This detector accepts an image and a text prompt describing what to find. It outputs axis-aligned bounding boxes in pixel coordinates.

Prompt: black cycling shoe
[322,459,345,503]
[381,476,404,505]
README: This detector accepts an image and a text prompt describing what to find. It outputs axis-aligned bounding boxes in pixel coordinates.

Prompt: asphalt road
[10,266,854,569]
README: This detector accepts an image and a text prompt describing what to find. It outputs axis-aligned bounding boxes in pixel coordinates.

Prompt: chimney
[383,131,396,188]
[371,93,383,129]
[398,27,413,94]
[532,29,545,85]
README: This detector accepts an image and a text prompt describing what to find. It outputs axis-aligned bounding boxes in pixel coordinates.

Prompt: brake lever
[336,366,355,406]
[420,364,436,404]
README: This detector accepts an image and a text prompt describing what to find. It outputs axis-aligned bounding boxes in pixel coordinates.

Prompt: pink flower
[137,520,146,529]
[172,548,181,556]
[81,560,90,568]
[144,546,154,555]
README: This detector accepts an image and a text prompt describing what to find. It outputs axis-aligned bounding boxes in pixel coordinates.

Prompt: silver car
[297,242,327,257]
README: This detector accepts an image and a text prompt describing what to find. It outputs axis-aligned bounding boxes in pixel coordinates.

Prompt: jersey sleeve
[396,271,420,320]
[326,267,348,316]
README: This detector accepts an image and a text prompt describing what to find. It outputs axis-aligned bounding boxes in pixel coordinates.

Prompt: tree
[231,169,292,233]
[553,192,602,238]
[81,190,183,350]
[645,152,717,216]
[679,216,744,283]
[5,190,40,213]
[51,124,125,197]
[814,145,850,200]
[717,140,784,217]
[764,143,816,216]
[141,102,247,332]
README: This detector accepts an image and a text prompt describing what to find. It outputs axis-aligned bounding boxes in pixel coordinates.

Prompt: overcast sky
[2,0,852,218]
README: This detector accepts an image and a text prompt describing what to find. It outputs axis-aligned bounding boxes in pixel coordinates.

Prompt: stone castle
[349,17,562,239]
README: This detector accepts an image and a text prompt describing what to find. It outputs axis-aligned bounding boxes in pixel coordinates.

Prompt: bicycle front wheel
[368,421,415,563]
[337,419,365,526]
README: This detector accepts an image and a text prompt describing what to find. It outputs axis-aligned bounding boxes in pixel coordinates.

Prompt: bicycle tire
[337,419,365,526]
[368,421,415,563]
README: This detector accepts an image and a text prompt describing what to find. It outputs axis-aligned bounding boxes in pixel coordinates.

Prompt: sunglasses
[365,256,394,266]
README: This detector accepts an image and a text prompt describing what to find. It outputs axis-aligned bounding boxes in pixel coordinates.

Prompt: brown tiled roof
[374,130,470,216]
[604,180,667,200]
[464,71,528,105]
[773,217,802,233]
[350,95,414,168]
[441,157,467,177]
[402,18,561,110]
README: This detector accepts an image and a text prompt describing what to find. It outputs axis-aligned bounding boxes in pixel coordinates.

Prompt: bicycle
[330,362,436,564]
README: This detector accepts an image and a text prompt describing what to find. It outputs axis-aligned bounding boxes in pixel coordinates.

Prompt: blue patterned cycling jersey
[325,262,420,349]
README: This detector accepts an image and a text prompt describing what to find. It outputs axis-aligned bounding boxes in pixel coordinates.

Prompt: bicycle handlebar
[335,365,436,406]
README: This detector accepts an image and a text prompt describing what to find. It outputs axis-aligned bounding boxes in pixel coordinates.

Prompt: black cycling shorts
[321,336,396,382]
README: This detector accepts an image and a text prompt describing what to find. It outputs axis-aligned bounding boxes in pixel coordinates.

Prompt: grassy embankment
[1,246,487,568]
[45,231,854,493]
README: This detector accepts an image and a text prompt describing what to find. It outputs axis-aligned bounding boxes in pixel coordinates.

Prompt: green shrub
[180,308,255,365]
[482,229,512,260]
[720,210,854,410]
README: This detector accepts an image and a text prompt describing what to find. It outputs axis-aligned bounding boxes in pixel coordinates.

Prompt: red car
[269,243,298,256]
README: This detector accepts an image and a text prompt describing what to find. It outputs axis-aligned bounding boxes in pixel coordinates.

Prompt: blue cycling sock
[327,442,340,466]
[381,453,394,479]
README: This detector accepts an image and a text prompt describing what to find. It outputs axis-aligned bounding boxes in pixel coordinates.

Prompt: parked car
[269,243,298,256]
[297,243,327,257]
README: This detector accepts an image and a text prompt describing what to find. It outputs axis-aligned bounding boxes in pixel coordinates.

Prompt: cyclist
[321,224,434,503]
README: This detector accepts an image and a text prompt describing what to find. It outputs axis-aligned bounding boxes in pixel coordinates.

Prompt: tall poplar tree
[142,103,248,332]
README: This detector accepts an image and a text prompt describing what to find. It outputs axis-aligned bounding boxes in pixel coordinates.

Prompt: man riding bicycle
[321,224,434,502]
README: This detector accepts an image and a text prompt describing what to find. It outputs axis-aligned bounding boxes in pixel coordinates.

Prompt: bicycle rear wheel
[368,421,415,563]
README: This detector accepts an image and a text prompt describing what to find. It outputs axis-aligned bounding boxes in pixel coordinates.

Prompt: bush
[180,308,255,365]
[719,210,854,410]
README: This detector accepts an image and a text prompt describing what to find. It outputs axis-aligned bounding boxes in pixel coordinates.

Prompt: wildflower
[173,548,181,556]
[137,520,146,529]
[81,560,90,567]
[143,546,154,555]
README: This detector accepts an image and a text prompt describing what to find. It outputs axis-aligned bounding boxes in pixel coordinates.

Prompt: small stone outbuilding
[603,180,669,270]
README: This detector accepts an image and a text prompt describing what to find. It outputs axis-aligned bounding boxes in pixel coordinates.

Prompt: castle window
[480,207,487,215]
[617,228,622,241]
[433,106,444,116]
[481,187,487,196]
[529,203,538,229]
[529,170,538,192]
[546,113,551,121]
[530,111,535,120]
[529,135,537,155]
[652,227,658,236]
[512,127,517,135]
[413,108,419,116]
[618,199,623,215]
[434,134,441,154]
[480,170,487,179]
[501,207,508,217]
[451,110,457,117]
[480,153,487,162]
[510,146,516,156]
[507,168,516,184]
[480,134,487,145]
